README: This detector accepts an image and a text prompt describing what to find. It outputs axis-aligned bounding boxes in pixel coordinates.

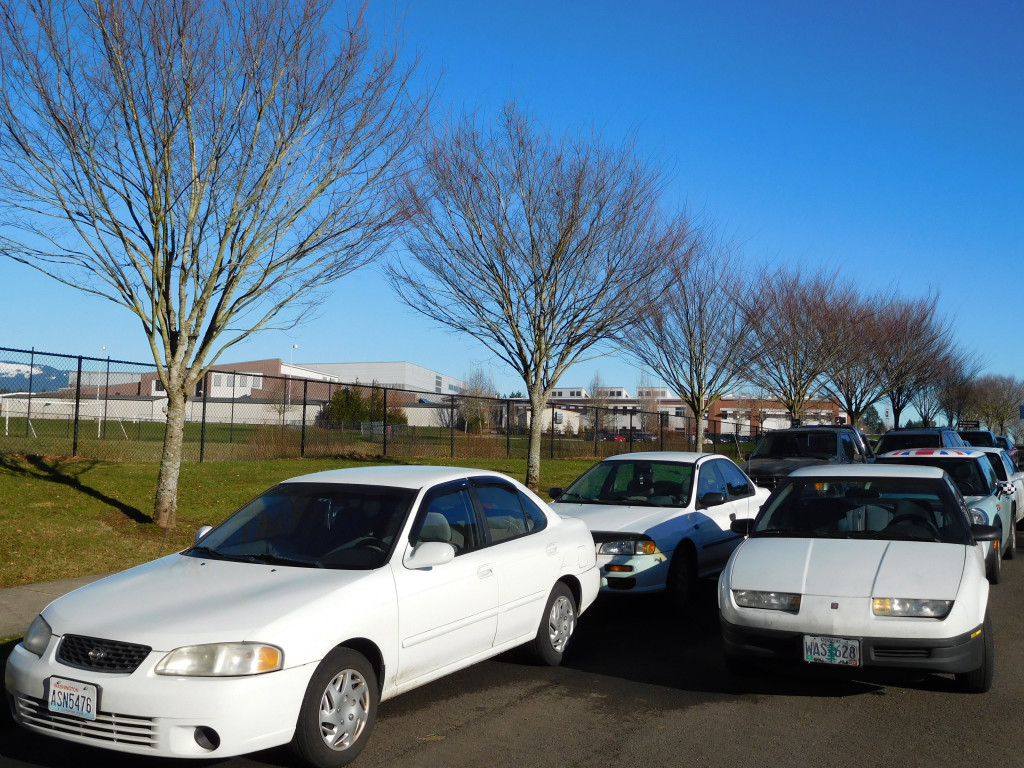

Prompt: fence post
[229,373,236,445]
[25,348,34,437]
[593,406,599,454]
[449,396,455,458]
[199,372,209,463]
[382,387,388,457]
[72,356,83,457]
[300,380,308,458]
[629,411,634,448]
[506,400,511,458]
[102,356,110,439]
[550,401,556,459]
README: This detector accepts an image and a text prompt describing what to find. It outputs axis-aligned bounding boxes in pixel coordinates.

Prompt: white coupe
[5,466,600,766]
[719,464,999,692]
[550,452,770,606]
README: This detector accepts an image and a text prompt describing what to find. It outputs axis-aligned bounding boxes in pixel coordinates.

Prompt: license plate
[47,677,98,721]
[803,635,861,666]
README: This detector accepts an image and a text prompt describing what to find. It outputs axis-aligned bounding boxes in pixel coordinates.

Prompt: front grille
[58,635,152,673]
[13,694,158,748]
[873,647,931,659]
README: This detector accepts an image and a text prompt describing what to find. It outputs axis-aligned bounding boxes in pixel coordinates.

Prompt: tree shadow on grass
[0,454,152,525]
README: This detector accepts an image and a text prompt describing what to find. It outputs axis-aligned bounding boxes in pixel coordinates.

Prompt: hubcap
[547,595,576,652]
[318,668,370,751]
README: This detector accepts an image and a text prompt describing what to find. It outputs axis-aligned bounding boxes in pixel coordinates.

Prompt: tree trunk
[153,388,189,529]
[525,390,547,492]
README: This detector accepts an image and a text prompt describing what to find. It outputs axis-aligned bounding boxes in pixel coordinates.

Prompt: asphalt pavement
[0,576,106,639]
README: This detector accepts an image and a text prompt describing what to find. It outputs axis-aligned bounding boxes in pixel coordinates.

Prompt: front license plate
[47,677,98,721]
[803,635,860,666]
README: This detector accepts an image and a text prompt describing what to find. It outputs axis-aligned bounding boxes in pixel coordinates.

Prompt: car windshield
[186,482,416,570]
[749,431,837,460]
[752,477,971,544]
[960,431,995,447]
[875,433,940,453]
[876,457,992,497]
[558,460,694,507]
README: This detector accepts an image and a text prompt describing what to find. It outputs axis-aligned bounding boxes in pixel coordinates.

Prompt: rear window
[875,433,939,453]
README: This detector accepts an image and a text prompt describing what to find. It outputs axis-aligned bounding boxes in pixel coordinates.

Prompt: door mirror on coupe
[730,518,755,536]
[970,524,1002,543]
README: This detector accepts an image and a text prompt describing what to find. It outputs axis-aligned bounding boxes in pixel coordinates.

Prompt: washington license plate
[47,677,98,720]
[803,635,860,666]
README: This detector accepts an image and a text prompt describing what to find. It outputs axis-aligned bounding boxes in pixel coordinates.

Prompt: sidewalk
[0,576,107,639]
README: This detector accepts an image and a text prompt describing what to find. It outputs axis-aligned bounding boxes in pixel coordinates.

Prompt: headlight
[598,538,657,556]
[872,598,952,618]
[22,615,53,657]
[733,590,801,612]
[155,643,283,676]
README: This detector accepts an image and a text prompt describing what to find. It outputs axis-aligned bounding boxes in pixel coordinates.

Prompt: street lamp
[290,344,299,365]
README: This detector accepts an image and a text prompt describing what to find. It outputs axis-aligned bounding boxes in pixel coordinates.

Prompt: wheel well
[557,575,582,610]
[670,539,697,573]
[338,638,385,693]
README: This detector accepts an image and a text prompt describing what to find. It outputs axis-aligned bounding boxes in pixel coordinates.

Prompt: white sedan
[720,464,999,692]
[550,452,770,606]
[5,466,600,766]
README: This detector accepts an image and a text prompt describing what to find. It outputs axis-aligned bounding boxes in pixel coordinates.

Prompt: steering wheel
[355,536,389,553]
[887,514,940,538]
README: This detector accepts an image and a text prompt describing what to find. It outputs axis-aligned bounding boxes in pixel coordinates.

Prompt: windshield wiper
[751,528,810,537]
[234,552,322,568]
[188,545,228,559]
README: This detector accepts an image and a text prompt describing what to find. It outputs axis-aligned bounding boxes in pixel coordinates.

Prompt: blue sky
[1,0,1021,399]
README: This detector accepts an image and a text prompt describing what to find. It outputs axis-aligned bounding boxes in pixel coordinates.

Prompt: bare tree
[743,268,856,424]
[0,0,427,528]
[388,103,687,490]
[622,230,752,440]
[936,350,984,428]
[459,367,500,434]
[878,295,956,429]
[584,371,611,438]
[972,374,1024,435]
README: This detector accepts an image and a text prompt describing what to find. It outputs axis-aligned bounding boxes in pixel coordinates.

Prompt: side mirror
[730,518,755,536]
[998,481,1015,498]
[698,491,727,509]
[548,487,563,500]
[403,541,456,570]
[195,525,214,544]
[971,524,1002,543]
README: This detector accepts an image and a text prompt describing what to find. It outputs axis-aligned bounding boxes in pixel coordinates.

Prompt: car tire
[528,582,577,666]
[955,612,994,694]
[666,546,696,609]
[986,539,1003,584]
[723,651,756,677]
[1006,519,1016,560]
[291,648,378,768]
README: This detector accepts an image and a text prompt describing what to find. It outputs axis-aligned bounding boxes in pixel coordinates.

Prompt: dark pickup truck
[742,425,875,490]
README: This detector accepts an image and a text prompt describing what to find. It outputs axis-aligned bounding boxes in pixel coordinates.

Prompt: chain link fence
[0,346,760,463]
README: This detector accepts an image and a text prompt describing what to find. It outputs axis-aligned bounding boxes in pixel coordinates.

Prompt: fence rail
[0,346,762,463]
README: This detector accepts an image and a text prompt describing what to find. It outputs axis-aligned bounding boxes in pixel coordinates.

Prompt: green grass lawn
[0,454,599,589]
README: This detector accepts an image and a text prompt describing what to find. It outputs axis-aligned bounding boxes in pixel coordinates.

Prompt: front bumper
[5,640,313,758]
[720,617,985,675]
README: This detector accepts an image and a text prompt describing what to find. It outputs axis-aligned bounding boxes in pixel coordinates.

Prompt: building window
[675,408,683,417]
[250,375,262,390]
[154,380,165,392]
[238,375,248,387]
[213,374,223,387]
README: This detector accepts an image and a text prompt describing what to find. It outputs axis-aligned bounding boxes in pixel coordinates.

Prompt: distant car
[876,448,1016,583]
[549,452,770,607]
[958,429,998,448]
[5,466,600,766]
[743,425,873,490]
[874,428,966,454]
[994,435,1018,467]
[721,464,999,692]
[630,432,658,443]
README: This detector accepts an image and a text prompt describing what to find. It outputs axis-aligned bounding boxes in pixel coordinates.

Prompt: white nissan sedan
[719,464,999,692]
[5,466,600,766]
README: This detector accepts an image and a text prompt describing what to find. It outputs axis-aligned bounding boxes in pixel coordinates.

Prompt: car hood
[41,553,382,650]
[729,538,966,599]
[550,501,686,534]
[743,457,828,475]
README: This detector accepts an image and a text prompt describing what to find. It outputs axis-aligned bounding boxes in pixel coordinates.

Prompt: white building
[299,361,465,396]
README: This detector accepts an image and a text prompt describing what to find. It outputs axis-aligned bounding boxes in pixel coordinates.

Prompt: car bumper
[596,553,670,594]
[5,641,313,758]
[720,617,985,674]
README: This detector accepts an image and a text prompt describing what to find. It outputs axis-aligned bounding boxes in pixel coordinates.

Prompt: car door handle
[477,565,493,579]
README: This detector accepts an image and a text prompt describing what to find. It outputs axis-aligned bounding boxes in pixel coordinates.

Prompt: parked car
[5,466,600,766]
[874,427,966,454]
[630,432,658,443]
[549,452,770,607]
[742,425,874,490]
[721,464,999,692]
[875,448,1016,583]
[973,446,1024,529]
[958,429,999,448]
[994,435,1018,467]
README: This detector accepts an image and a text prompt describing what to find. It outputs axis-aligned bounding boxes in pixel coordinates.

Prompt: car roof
[599,451,711,463]
[280,465,512,489]
[788,463,946,479]
[882,427,954,434]
[877,448,985,460]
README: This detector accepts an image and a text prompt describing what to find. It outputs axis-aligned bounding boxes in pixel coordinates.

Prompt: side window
[696,461,728,499]
[1001,453,1017,478]
[413,487,480,554]
[473,483,530,543]
[716,459,753,500]
[840,433,857,461]
[517,492,549,533]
